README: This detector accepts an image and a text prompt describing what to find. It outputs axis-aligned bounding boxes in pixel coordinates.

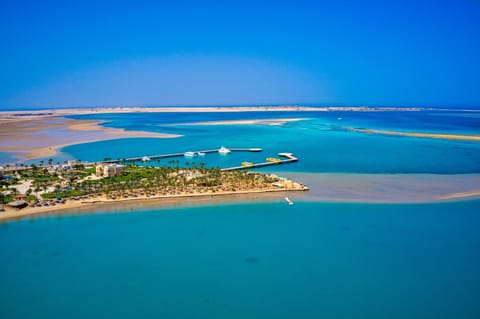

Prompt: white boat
[197,152,206,156]
[141,156,151,162]
[285,197,294,205]
[218,146,231,155]
[184,151,195,157]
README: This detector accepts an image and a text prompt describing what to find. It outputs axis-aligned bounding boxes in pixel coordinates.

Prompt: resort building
[96,164,125,177]
[67,160,81,167]
[6,200,28,210]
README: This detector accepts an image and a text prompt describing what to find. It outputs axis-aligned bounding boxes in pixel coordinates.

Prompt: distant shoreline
[0,106,427,123]
[1,106,479,163]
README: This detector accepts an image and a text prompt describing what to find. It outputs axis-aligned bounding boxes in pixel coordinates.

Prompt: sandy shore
[0,117,180,161]
[1,106,472,162]
[348,127,480,142]
[436,190,480,200]
[2,172,480,222]
[0,187,305,222]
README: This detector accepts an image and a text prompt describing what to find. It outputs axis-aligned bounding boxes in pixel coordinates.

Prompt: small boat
[184,151,195,157]
[141,156,151,162]
[266,157,281,163]
[285,197,294,205]
[218,146,231,155]
[197,152,206,156]
[242,161,253,167]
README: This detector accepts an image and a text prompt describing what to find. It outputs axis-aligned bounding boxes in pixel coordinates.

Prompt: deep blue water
[1,200,480,319]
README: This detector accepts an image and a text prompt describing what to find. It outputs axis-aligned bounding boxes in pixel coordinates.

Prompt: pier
[91,147,299,171]
[99,148,263,164]
[221,152,298,171]
[0,147,299,172]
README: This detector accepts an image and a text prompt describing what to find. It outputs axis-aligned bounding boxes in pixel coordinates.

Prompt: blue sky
[1,0,479,108]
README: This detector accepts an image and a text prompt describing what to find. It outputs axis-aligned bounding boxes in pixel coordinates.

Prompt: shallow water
[2,109,480,318]
[1,200,479,319]
[57,110,480,173]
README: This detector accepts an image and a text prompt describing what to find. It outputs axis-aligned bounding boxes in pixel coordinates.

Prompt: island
[0,158,308,221]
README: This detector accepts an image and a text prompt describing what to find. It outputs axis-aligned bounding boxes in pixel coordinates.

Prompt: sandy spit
[0,117,180,161]
[348,127,480,142]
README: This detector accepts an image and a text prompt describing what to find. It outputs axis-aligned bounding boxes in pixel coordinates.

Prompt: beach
[0,116,180,161]
[2,172,480,222]
[348,127,480,142]
[0,187,306,222]
[2,106,479,163]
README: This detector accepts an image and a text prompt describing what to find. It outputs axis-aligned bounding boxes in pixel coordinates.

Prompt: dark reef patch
[245,257,260,264]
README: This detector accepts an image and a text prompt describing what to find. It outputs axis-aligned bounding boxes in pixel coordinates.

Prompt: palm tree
[0,193,6,205]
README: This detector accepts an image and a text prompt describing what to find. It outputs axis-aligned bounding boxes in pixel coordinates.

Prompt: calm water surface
[2,109,480,318]
[1,200,480,319]
[56,111,480,174]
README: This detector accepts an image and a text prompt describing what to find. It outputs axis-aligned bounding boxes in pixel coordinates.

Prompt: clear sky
[1,0,479,108]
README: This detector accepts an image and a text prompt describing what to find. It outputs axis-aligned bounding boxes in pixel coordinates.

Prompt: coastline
[0,187,305,222]
[0,106,426,123]
[1,106,478,162]
[0,117,181,161]
[2,172,480,222]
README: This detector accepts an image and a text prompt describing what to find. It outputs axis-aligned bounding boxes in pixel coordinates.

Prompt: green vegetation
[38,164,281,199]
[2,161,298,204]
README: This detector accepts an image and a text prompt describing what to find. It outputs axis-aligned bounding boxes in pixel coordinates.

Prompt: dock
[0,148,299,172]
[221,153,298,171]
[99,148,263,164]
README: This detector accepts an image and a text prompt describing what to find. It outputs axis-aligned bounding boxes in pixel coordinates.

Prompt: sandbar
[180,118,309,126]
[2,172,480,222]
[280,172,480,203]
[348,127,480,142]
[0,117,180,161]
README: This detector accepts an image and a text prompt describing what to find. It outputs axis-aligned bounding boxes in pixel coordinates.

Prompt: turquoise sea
[1,108,480,318]
[1,201,480,318]
[54,110,480,174]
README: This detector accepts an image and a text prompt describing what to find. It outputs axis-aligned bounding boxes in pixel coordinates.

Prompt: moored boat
[184,151,195,157]
[218,146,231,155]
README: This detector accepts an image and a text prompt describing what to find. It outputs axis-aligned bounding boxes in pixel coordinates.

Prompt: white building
[67,160,80,166]
[96,164,125,177]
